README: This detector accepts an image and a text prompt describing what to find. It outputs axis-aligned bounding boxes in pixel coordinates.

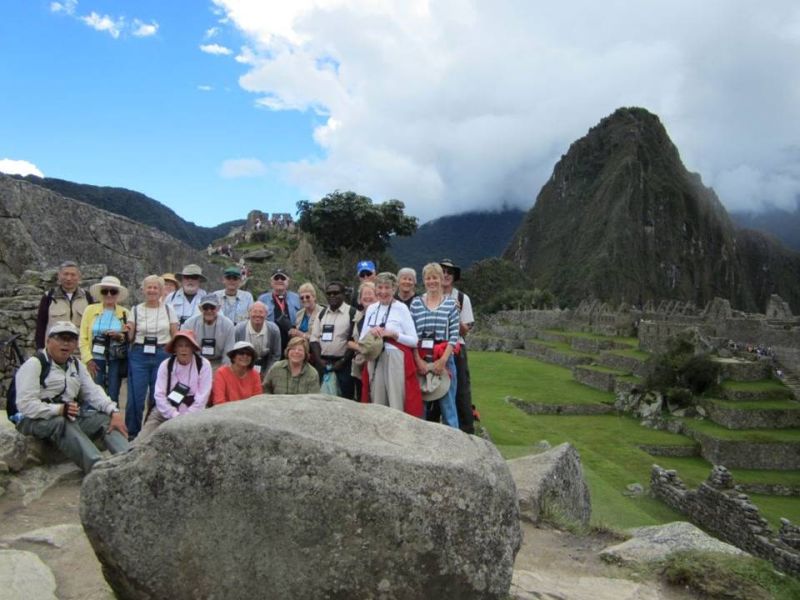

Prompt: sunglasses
[300,294,313,300]
[201,305,218,311]
[224,275,241,280]
[272,275,287,281]
[183,275,201,280]
[442,269,455,276]
[358,271,373,278]
[53,333,78,342]
[325,290,343,296]
[100,289,119,296]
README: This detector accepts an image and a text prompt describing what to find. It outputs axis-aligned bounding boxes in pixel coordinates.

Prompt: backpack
[6,352,75,423]
[318,305,359,340]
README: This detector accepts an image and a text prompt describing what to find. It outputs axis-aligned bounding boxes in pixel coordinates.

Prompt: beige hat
[89,276,129,303]
[419,370,451,402]
[358,332,385,361]
[47,321,79,338]
[162,273,179,286]
[176,264,207,282]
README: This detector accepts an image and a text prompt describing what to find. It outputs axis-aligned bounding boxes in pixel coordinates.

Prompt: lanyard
[143,304,162,337]
[273,294,287,316]
[368,301,393,327]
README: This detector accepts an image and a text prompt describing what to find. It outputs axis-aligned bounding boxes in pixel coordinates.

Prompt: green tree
[296,191,417,258]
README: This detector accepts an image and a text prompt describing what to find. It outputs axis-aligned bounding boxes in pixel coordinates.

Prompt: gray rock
[1,524,84,549]
[624,483,644,496]
[242,248,274,261]
[0,549,58,600]
[6,463,81,506]
[81,395,521,600]
[535,439,552,450]
[507,443,591,527]
[0,423,28,472]
[599,521,744,565]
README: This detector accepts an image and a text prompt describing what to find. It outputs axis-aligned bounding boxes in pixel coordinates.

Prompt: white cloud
[219,158,267,178]
[132,19,159,38]
[50,0,77,15]
[80,12,124,38]
[200,43,233,56]
[0,159,44,178]
[205,27,220,39]
[197,85,214,92]
[213,0,800,220]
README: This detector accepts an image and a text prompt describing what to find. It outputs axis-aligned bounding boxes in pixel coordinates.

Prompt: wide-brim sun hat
[438,259,461,281]
[358,332,384,361]
[419,370,451,402]
[89,276,129,303]
[176,264,207,282]
[165,330,201,354]
[227,340,257,363]
[161,273,179,287]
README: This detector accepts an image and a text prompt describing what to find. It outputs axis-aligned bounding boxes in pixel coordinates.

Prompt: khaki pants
[17,412,129,473]
[367,349,406,411]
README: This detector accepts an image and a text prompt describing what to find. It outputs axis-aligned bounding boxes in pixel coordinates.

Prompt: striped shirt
[409,295,459,347]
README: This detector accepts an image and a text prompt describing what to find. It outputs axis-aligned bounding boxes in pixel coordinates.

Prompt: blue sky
[2,1,800,227]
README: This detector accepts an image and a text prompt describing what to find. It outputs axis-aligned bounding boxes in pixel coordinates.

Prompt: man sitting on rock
[137,330,212,441]
[34,260,94,350]
[11,321,128,473]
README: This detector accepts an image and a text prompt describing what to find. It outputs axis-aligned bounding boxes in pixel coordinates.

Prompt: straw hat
[89,276,129,303]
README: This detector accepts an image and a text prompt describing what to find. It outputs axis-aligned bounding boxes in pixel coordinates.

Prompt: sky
[2,1,799,227]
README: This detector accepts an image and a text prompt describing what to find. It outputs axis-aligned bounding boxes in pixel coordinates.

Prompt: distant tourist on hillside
[234,302,281,378]
[137,330,212,441]
[34,260,94,350]
[213,266,253,324]
[258,268,301,352]
[167,264,208,327]
[184,294,235,371]
[127,275,178,440]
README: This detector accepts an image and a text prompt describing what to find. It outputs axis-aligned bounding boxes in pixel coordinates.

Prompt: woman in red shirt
[211,341,263,406]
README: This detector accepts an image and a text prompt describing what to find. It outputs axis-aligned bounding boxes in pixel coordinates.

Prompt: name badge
[92,335,108,355]
[201,337,216,357]
[167,382,190,407]
[253,365,262,374]
[143,336,158,355]
[321,324,335,343]
[420,338,434,350]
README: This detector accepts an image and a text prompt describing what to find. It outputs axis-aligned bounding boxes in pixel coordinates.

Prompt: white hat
[89,276,129,303]
[47,321,79,338]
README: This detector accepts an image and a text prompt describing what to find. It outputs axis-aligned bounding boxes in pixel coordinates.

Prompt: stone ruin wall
[651,465,800,576]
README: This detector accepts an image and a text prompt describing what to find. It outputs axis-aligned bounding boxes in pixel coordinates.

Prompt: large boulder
[80,395,521,600]
[506,443,591,528]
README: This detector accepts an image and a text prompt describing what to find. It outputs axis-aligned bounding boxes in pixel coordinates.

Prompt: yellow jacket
[79,303,130,364]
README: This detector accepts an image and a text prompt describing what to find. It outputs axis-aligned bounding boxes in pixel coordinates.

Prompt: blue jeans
[425,354,459,429]
[126,344,168,439]
[92,357,123,404]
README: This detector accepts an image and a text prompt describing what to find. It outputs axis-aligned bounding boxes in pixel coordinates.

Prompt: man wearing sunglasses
[350,259,376,310]
[213,266,253,324]
[34,260,94,350]
[257,268,301,353]
[310,281,357,399]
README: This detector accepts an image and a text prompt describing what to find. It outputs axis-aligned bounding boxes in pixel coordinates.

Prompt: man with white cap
[167,264,208,326]
[183,294,235,370]
[9,321,128,473]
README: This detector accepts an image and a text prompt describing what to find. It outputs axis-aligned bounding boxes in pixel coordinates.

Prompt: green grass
[579,364,628,375]
[722,379,792,393]
[658,550,800,599]
[682,418,800,443]
[706,397,800,411]
[526,339,597,359]
[474,352,613,405]
[608,348,650,361]
[472,351,800,530]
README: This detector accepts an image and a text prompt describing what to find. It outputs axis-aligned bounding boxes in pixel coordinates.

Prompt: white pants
[368,349,405,412]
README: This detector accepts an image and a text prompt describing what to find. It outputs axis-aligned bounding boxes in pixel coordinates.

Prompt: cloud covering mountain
[213,0,800,221]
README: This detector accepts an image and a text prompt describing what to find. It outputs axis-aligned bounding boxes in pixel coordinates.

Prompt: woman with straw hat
[79,276,132,405]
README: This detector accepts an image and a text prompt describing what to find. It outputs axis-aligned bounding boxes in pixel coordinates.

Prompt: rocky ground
[0,472,697,600]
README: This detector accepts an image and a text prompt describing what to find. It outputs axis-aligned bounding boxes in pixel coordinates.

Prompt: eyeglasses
[100,289,119,296]
[325,290,342,296]
[272,275,287,281]
[300,294,313,300]
[201,305,217,311]
[183,275,201,280]
[358,271,373,278]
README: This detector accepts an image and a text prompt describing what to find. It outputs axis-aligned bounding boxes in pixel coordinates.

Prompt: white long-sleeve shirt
[359,300,418,350]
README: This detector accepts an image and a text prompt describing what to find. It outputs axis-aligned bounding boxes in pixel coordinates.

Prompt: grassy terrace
[721,379,793,394]
[579,364,628,375]
[680,418,800,443]
[525,339,596,359]
[543,329,639,347]
[706,397,800,411]
[608,347,650,361]
[471,350,800,528]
